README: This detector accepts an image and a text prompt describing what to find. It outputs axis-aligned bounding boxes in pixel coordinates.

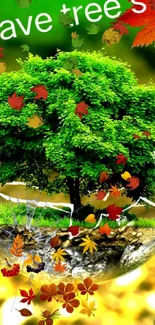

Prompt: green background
[0,0,155,83]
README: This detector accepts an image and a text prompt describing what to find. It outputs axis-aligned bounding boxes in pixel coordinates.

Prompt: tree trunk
[67,177,82,220]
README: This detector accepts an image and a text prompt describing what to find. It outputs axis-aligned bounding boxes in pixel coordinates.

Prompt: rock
[137,232,143,237]
[132,232,137,236]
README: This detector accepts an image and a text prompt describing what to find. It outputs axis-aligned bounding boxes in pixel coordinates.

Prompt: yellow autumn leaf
[102,28,121,46]
[51,248,68,264]
[27,114,44,129]
[79,235,98,255]
[0,62,6,74]
[23,254,42,266]
[121,171,132,181]
[85,214,96,223]
[80,300,97,317]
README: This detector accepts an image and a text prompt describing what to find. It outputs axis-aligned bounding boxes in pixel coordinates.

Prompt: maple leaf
[143,131,151,137]
[99,171,109,183]
[40,284,57,302]
[106,204,123,220]
[20,288,36,305]
[80,300,97,317]
[71,32,78,39]
[121,171,131,180]
[51,248,67,263]
[53,262,66,273]
[9,234,24,257]
[68,225,79,236]
[50,235,60,248]
[57,282,74,295]
[75,101,89,119]
[20,44,30,52]
[72,68,83,78]
[59,12,73,27]
[116,153,127,165]
[95,191,107,200]
[109,185,121,198]
[72,34,84,48]
[84,214,96,223]
[79,235,98,255]
[27,114,44,128]
[62,292,80,313]
[126,177,140,190]
[87,24,100,35]
[113,22,129,35]
[77,278,98,295]
[8,92,24,110]
[31,85,48,100]
[99,223,111,235]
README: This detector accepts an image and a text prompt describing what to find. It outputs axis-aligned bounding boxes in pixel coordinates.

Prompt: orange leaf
[109,185,121,198]
[16,308,32,317]
[50,235,60,248]
[53,262,66,273]
[84,214,96,223]
[71,32,78,39]
[126,177,140,190]
[9,234,24,257]
[99,223,111,235]
[99,171,109,183]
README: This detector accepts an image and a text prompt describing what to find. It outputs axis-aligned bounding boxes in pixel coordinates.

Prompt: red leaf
[95,191,107,200]
[40,284,57,302]
[53,261,66,273]
[62,292,80,313]
[20,288,36,305]
[78,278,98,295]
[99,171,109,183]
[50,235,60,248]
[31,85,48,100]
[8,92,24,110]
[75,101,89,119]
[0,48,4,58]
[126,177,140,190]
[68,225,79,236]
[113,22,129,35]
[99,223,111,235]
[106,204,123,220]
[133,134,141,139]
[116,153,127,165]
[57,282,74,295]
[142,131,151,137]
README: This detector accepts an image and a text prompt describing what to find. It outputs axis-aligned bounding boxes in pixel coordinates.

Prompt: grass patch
[0,203,154,228]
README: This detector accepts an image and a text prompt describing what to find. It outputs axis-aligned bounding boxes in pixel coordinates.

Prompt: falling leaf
[116,153,127,165]
[16,308,32,317]
[62,292,80,313]
[99,171,109,183]
[80,235,98,255]
[59,12,73,27]
[106,204,123,220]
[53,262,66,273]
[72,68,83,78]
[68,225,79,236]
[95,191,107,200]
[8,92,24,110]
[27,114,44,128]
[121,171,132,180]
[113,22,129,35]
[51,248,67,263]
[99,223,111,235]
[20,288,36,305]
[72,34,84,48]
[143,131,151,137]
[84,214,96,224]
[20,44,30,52]
[71,32,78,39]
[31,85,48,100]
[40,284,57,302]
[87,24,100,35]
[50,235,60,248]
[102,28,121,45]
[75,101,89,119]
[0,47,4,58]
[0,62,6,74]
[80,300,96,317]
[78,278,98,295]
[9,234,24,257]
[126,177,140,190]
[109,185,121,198]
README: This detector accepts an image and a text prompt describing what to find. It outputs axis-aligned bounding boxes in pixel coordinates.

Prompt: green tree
[0,51,154,219]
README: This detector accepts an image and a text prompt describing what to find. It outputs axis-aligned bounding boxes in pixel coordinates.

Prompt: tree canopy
[0,50,154,216]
